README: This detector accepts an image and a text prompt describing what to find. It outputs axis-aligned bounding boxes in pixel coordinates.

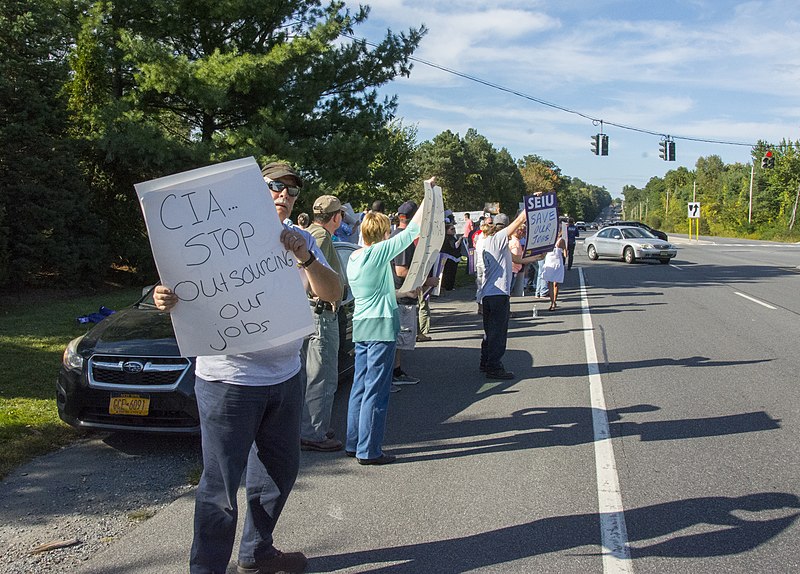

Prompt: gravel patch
[0,433,200,574]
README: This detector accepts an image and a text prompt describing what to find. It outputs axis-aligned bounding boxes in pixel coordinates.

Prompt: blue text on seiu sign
[523,192,559,256]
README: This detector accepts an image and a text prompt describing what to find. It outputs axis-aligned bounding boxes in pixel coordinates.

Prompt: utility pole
[748,163,755,224]
[790,184,800,231]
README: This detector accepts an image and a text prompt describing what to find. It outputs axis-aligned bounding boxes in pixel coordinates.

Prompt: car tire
[659,258,670,264]
[587,245,599,260]
[624,247,636,264]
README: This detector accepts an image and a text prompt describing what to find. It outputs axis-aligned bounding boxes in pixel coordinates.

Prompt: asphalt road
[6,233,800,573]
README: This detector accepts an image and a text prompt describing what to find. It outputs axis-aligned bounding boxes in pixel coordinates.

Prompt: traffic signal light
[591,134,599,155]
[762,150,774,169]
[600,134,609,156]
[659,140,676,161]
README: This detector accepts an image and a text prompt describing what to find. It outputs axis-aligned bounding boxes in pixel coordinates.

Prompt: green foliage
[0,286,142,478]
[0,0,107,287]
[623,141,800,240]
[413,129,525,213]
[61,0,425,272]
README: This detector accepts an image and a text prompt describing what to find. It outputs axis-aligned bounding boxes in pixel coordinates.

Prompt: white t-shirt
[195,221,328,386]
[479,232,512,298]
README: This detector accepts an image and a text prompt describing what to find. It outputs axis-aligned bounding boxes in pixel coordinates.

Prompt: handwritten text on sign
[523,192,560,257]
[135,157,313,357]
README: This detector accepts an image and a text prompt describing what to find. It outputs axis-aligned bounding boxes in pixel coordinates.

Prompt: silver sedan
[585,225,677,264]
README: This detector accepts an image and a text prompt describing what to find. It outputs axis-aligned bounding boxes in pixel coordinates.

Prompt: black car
[612,220,668,241]
[57,242,357,434]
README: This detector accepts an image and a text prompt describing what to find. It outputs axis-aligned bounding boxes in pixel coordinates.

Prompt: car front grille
[77,390,198,429]
[88,354,192,391]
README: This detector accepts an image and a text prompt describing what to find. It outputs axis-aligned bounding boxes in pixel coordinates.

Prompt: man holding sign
[478,211,543,380]
[154,161,340,574]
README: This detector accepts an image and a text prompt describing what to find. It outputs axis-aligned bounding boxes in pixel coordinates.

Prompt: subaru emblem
[122,361,144,374]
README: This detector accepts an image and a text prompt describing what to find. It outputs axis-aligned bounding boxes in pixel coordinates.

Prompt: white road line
[579,269,633,574]
[669,263,684,270]
[734,291,777,309]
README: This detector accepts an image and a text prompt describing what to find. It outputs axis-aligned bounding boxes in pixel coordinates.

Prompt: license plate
[109,394,150,416]
[660,251,671,256]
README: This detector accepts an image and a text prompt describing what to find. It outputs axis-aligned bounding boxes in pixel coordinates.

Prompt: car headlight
[62,336,85,371]
[639,243,654,250]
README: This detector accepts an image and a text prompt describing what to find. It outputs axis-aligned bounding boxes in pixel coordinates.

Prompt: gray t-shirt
[479,231,512,298]
[195,221,329,386]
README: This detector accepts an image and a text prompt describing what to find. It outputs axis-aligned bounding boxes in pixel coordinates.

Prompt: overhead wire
[344,34,757,149]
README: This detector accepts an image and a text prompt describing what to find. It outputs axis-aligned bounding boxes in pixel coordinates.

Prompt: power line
[345,34,757,148]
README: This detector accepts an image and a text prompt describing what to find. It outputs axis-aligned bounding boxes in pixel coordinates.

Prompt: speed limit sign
[687,202,700,219]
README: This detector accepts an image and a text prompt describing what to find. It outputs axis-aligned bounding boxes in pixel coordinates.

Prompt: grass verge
[0,286,143,479]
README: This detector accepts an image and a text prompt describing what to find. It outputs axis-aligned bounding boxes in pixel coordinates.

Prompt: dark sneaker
[392,372,419,385]
[485,369,515,380]
[416,333,432,342]
[300,437,343,452]
[237,550,308,573]
[357,453,397,465]
[390,384,402,393]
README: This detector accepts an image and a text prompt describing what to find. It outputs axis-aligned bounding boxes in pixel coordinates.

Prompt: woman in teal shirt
[345,202,424,464]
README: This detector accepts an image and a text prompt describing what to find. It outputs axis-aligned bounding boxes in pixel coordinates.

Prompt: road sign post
[687,202,700,240]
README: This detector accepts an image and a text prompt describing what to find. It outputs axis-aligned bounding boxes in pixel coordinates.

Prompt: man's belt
[309,299,335,313]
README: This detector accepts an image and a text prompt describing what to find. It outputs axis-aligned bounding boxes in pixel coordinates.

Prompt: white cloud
[358,0,800,190]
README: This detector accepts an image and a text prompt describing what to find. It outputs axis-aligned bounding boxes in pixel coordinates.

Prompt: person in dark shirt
[566,218,579,270]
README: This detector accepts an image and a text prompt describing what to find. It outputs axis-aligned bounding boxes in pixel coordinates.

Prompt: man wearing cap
[478,211,542,380]
[154,161,341,574]
[390,200,437,384]
[300,195,346,452]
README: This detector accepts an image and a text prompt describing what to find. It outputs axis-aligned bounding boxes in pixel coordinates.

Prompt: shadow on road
[307,492,799,572]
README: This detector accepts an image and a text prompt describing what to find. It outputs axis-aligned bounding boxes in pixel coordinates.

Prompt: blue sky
[356,0,800,197]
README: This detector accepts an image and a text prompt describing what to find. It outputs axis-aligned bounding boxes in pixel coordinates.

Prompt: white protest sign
[523,192,560,256]
[135,157,314,357]
[399,179,445,293]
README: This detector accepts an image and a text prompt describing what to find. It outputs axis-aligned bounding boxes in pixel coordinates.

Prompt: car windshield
[621,227,656,239]
[137,286,158,309]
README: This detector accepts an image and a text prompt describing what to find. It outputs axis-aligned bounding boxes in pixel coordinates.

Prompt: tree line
[0,0,613,288]
[622,141,800,240]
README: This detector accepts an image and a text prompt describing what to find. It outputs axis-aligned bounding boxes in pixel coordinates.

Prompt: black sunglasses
[266,180,301,197]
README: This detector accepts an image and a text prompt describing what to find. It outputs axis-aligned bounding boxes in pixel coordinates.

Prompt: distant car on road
[575,221,586,231]
[613,220,668,241]
[57,242,358,434]
[584,225,677,264]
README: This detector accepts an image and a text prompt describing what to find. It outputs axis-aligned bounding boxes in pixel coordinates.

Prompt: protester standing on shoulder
[391,200,435,381]
[300,195,347,452]
[478,212,542,380]
[440,222,462,291]
[542,230,566,311]
[509,224,527,297]
[345,198,427,465]
[462,212,473,238]
[566,217,579,270]
[154,161,341,574]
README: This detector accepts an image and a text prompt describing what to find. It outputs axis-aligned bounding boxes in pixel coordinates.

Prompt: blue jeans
[190,374,302,574]
[346,340,397,459]
[480,294,511,373]
[535,259,549,297]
